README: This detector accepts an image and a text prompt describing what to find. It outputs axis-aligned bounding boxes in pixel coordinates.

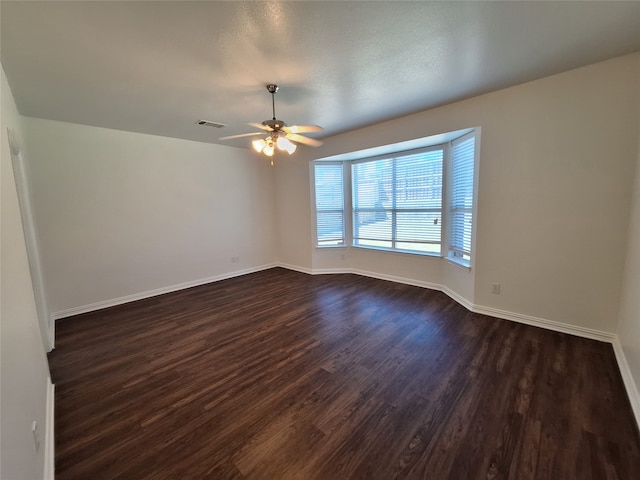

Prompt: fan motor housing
[263,119,287,130]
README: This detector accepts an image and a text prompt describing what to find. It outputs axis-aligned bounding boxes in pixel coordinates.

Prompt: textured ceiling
[1,1,639,150]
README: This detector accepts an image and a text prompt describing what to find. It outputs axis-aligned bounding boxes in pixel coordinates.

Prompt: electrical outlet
[231,256,240,264]
[492,283,501,294]
[32,421,40,452]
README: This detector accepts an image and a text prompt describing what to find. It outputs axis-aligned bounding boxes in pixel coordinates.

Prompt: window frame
[351,145,445,256]
[446,130,477,269]
[313,161,347,248]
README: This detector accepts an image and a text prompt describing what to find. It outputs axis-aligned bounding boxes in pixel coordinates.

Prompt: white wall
[1,66,52,480]
[274,154,313,271]
[279,53,640,334]
[472,54,638,332]
[617,91,640,411]
[24,118,278,316]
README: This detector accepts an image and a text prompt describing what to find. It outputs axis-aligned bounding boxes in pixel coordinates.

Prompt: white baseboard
[351,268,442,291]
[44,377,55,480]
[52,263,278,320]
[277,262,313,275]
[471,304,616,343]
[312,267,353,275]
[611,337,640,429]
[441,286,475,311]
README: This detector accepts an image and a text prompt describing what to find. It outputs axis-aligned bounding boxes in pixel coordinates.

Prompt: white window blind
[314,163,345,246]
[352,148,443,254]
[448,133,475,264]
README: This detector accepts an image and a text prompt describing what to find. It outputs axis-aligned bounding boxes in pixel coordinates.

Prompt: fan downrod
[266,84,281,122]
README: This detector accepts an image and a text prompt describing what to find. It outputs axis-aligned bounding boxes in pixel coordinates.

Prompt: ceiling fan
[220,84,323,157]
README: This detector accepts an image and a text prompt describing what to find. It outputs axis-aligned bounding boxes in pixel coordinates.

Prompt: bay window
[313,129,478,267]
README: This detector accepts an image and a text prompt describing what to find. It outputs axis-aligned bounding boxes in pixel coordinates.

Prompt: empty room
[2,1,640,479]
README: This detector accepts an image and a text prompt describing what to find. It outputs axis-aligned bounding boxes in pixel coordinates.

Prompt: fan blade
[286,133,323,147]
[219,132,265,140]
[248,122,274,132]
[283,125,323,134]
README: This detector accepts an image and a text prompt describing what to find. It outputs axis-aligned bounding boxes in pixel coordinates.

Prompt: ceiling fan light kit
[220,84,323,164]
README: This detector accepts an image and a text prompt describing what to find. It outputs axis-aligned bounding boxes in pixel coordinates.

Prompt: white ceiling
[1,1,639,150]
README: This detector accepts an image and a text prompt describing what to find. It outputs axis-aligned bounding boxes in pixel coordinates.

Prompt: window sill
[352,244,442,259]
[445,257,471,271]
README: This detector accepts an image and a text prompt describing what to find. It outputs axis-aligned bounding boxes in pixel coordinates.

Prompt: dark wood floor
[49,267,640,479]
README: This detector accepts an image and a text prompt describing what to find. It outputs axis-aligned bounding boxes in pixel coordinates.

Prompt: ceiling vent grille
[196,120,226,128]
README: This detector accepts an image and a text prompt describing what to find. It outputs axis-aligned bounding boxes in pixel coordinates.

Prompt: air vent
[196,120,226,128]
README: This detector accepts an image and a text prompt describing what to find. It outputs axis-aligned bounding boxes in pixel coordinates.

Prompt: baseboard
[350,268,443,292]
[276,262,313,275]
[44,377,55,480]
[471,304,616,343]
[52,263,278,320]
[612,337,640,429]
[312,267,353,275]
[441,286,474,311]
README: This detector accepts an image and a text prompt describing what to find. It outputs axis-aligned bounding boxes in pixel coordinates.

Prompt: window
[352,148,443,254]
[314,163,345,246]
[313,129,478,266]
[448,132,476,266]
